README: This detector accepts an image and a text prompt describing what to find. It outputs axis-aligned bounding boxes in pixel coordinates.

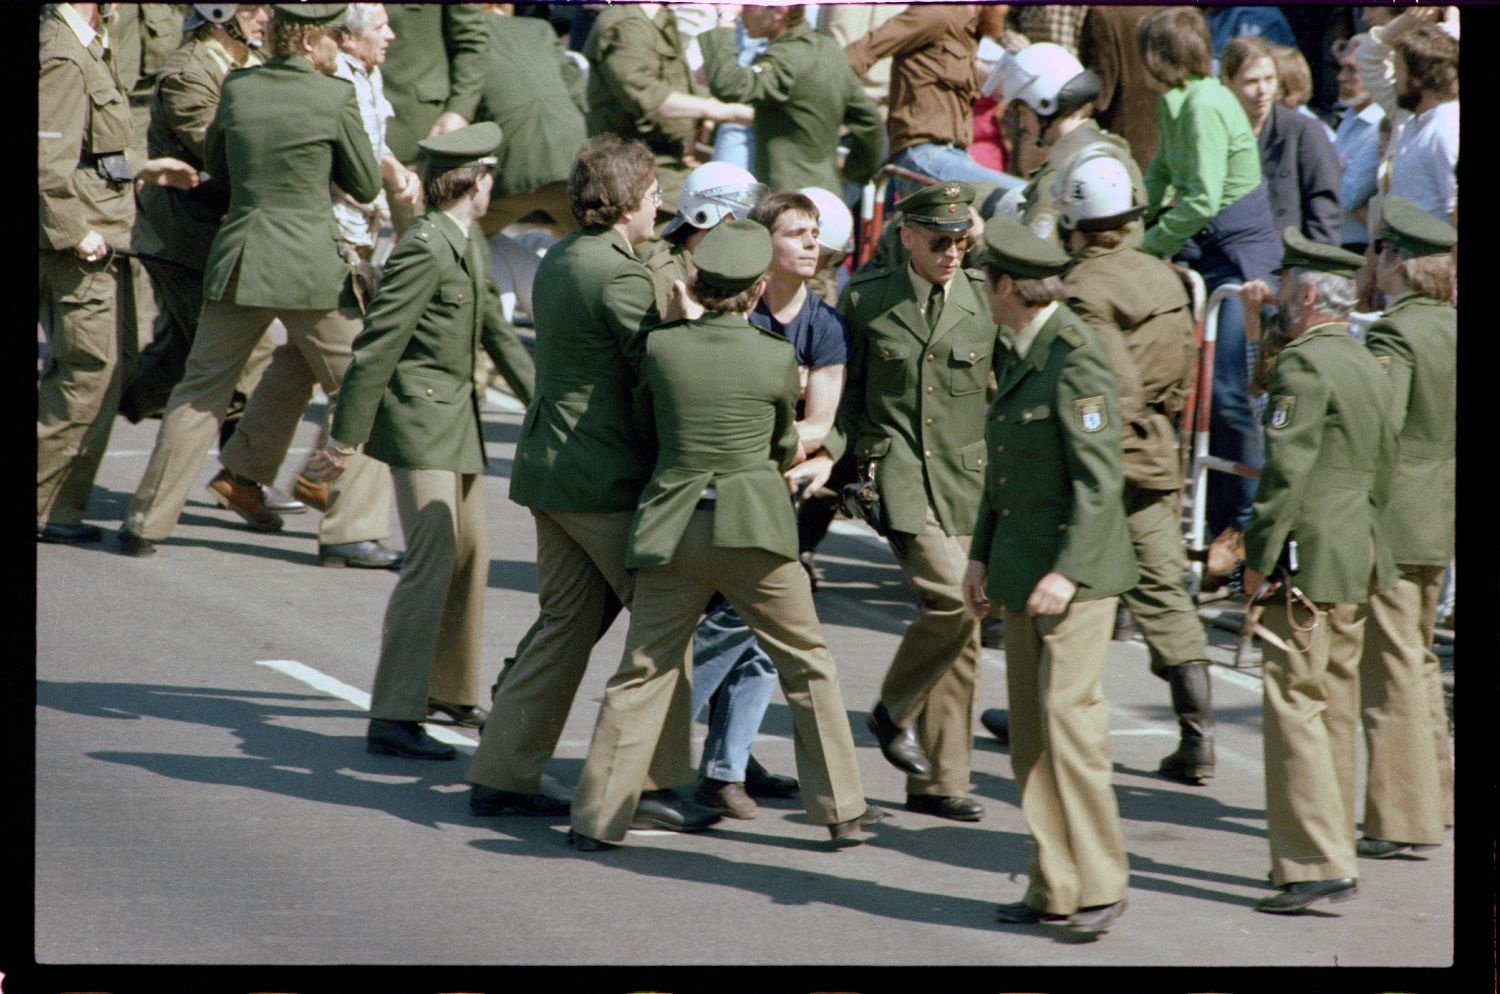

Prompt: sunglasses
[924,234,972,254]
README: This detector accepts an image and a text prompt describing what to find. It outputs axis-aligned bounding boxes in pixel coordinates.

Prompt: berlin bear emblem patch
[1270,395,1296,429]
[1074,396,1107,433]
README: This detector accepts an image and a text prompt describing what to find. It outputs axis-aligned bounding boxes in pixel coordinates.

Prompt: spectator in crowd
[582,3,751,217]
[1010,4,1087,56]
[844,3,1018,198]
[701,4,884,194]
[817,2,907,123]
[1136,6,1281,546]
[39,1,199,545]
[1221,36,1342,246]
[1357,198,1457,861]
[1271,43,1336,143]
[567,219,880,851]
[1238,231,1395,915]
[117,2,397,570]
[1079,5,1164,176]
[1205,5,1297,64]
[1332,33,1385,255]
[309,123,514,759]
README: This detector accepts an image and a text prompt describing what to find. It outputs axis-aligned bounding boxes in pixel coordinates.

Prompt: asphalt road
[26,390,1470,989]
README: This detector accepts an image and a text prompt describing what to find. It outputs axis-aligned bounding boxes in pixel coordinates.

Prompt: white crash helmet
[990,185,1027,223]
[798,186,854,254]
[183,3,238,31]
[983,42,1101,125]
[1055,149,1146,232]
[662,161,768,238]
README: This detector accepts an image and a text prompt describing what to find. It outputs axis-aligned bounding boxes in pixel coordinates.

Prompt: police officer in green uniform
[1056,153,1216,784]
[465,137,701,829]
[1239,230,1396,914]
[118,3,394,565]
[1355,198,1457,859]
[830,182,997,822]
[963,217,1136,937]
[699,4,885,193]
[307,123,527,759]
[569,220,878,850]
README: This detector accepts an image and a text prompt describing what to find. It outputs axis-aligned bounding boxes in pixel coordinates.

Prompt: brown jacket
[844,4,982,155]
[1063,241,1194,492]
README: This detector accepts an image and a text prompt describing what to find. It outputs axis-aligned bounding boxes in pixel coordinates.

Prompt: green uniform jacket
[1364,293,1456,565]
[1022,123,1145,249]
[134,38,254,267]
[700,22,885,190]
[582,6,698,154]
[832,265,1000,536]
[510,227,658,513]
[1063,242,1195,491]
[477,13,588,199]
[1244,323,1397,603]
[200,55,380,310]
[627,313,802,568]
[645,244,692,319]
[970,305,1138,609]
[38,9,134,250]
[382,3,489,163]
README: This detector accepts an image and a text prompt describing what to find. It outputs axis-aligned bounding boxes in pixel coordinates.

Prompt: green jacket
[200,55,380,310]
[833,265,999,536]
[1022,123,1144,249]
[382,3,490,163]
[477,13,588,199]
[970,304,1138,609]
[1063,241,1195,491]
[510,227,658,513]
[134,37,257,267]
[1365,293,1456,566]
[700,21,885,190]
[582,6,698,154]
[332,211,530,473]
[1244,323,1397,603]
[38,8,134,251]
[626,312,802,568]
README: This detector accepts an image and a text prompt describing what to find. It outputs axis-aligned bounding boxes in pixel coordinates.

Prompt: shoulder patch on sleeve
[1269,394,1296,429]
[1074,395,1107,432]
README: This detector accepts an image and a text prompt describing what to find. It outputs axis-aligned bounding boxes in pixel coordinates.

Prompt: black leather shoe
[906,793,984,821]
[1068,900,1126,935]
[629,789,722,832]
[828,805,889,844]
[38,522,103,544]
[1356,837,1440,858]
[320,540,404,569]
[1253,878,1358,914]
[566,829,616,852]
[995,901,1067,925]
[427,699,487,728]
[979,708,1009,746]
[867,701,932,777]
[744,754,799,798]
[365,719,455,760]
[116,527,157,557]
[469,784,569,817]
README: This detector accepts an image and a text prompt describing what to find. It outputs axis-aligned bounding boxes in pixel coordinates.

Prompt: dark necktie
[926,283,944,332]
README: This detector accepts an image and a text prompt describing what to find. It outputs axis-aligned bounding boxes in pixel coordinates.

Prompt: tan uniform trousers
[1358,562,1451,844]
[1261,600,1363,885]
[479,180,579,239]
[368,469,486,721]
[882,505,981,798]
[37,251,136,526]
[466,509,691,795]
[1004,597,1129,916]
[125,295,389,544]
[571,509,867,842]
[1121,485,1211,677]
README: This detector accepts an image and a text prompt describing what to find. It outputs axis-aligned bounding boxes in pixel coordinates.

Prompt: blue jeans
[711,122,754,172]
[691,595,777,782]
[889,142,1025,201]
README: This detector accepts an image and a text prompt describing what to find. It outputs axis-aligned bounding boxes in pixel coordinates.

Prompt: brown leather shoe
[293,473,330,513]
[206,469,283,532]
[694,778,757,819]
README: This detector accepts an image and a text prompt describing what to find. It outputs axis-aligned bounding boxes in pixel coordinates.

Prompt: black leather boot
[1158,662,1215,783]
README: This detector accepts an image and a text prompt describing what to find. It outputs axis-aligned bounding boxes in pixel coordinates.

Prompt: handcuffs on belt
[839,458,908,557]
[1228,539,1320,649]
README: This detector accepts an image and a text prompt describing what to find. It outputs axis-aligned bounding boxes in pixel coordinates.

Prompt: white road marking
[255,659,475,748]
[108,446,314,458]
